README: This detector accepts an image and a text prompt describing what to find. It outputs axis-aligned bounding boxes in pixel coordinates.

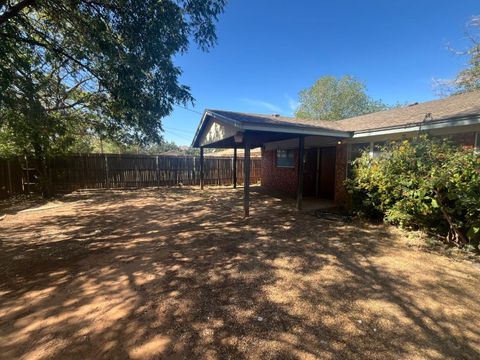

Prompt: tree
[434,16,480,95]
[454,16,480,93]
[294,75,389,121]
[0,0,226,195]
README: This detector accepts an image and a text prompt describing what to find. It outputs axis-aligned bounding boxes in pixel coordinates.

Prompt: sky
[162,0,479,146]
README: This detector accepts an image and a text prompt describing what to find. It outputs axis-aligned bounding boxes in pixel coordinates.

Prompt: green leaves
[295,75,389,121]
[347,135,480,250]
[0,0,226,151]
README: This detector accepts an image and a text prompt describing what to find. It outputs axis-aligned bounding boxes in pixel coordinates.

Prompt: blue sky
[162,0,479,145]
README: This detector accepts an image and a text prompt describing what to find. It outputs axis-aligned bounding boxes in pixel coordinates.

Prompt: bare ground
[0,187,479,360]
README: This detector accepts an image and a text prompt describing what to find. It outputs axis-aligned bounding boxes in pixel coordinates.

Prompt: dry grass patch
[0,187,479,359]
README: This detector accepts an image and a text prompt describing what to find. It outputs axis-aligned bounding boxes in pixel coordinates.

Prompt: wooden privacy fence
[0,154,262,198]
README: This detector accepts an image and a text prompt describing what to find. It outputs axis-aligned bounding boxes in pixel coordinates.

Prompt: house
[191,91,480,216]
[208,148,262,157]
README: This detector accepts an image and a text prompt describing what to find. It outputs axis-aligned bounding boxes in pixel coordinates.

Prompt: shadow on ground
[0,187,479,359]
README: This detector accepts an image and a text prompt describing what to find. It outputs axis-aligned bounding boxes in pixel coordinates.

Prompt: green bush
[346,135,480,250]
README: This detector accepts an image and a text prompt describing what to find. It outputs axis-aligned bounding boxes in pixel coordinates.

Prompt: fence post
[135,162,139,188]
[232,147,237,188]
[104,155,110,189]
[192,156,196,185]
[200,147,204,190]
[25,156,30,194]
[7,159,12,195]
[156,155,160,187]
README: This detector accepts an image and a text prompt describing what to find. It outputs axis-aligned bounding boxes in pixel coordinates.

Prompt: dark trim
[233,147,237,189]
[296,136,305,210]
[200,147,204,190]
[244,137,251,217]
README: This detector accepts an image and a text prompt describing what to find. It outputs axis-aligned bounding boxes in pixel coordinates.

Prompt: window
[349,143,370,162]
[347,142,371,178]
[276,149,295,168]
[372,141,387,158]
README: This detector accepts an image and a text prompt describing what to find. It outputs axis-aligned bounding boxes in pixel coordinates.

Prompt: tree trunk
[435,191,468,245]
[33,142,52,198]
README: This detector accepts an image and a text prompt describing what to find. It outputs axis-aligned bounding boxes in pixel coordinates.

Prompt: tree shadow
[0,187,479,359]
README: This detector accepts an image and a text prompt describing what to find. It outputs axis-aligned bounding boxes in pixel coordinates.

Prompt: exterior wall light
[234,132,244,144]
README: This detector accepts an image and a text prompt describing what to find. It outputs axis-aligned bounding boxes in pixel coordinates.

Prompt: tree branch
[0,31,100,80]
[0,0,35,26]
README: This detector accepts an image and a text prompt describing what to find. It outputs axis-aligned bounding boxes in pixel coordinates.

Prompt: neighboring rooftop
[208,148,262,157]
[207,91,480,134]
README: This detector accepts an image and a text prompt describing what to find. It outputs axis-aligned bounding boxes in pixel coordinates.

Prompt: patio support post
[200,146,204,190]
[296,135,305,210]
[244,138,251,217]
[233,147,237,189]
[315,147,320,198]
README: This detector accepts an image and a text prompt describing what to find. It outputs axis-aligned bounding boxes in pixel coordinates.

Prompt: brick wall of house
[261,149,298,195]
[261,147,349,206]
[448,132,476,149]
[334,143,349,207]
[260,131,477,208]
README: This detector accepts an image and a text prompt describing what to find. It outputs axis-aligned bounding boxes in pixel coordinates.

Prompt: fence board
[0,154,261,198]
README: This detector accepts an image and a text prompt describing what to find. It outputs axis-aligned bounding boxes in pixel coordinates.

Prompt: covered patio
[192,110,350,216]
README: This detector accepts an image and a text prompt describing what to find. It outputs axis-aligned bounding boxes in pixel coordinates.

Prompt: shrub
[346,135,480,250]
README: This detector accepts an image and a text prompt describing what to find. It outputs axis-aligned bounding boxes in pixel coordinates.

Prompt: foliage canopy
[434,15,480,95]
[0,0,225,194]
[347,136,480,250]
[453,16,480,93]
[0,0,225,145]
[294,75,389,121]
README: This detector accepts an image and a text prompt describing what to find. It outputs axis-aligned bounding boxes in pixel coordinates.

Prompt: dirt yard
[1,187,479,360]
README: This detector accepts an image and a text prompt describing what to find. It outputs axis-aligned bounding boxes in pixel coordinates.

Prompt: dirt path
[1,187,479,359]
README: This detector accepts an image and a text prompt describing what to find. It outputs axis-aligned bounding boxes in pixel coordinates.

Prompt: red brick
[334,143,349,207]
[261,149,298,195]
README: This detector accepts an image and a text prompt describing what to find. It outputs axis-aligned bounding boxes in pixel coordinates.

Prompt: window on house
[347,143,370,178]
[372,141,387,158]
[276,149,295,168]
[350,143,370,162]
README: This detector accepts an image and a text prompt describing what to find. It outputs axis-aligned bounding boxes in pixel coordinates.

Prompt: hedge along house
[192,91,480,217]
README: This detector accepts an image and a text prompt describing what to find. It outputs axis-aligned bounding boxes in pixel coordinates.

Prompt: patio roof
[191,110,351,148]
[192,91,480,148]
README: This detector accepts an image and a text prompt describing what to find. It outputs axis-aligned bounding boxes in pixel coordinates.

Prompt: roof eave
[192,110,351,147]
[191,110,245,148]
[241,123,351,138]
[352,114,480,138]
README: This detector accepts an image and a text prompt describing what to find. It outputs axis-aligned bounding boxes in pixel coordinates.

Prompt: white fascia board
[209,111,349,137]
[191,111,210,147]
[192,111,245,147]
[206,111,244,128]
[352,116,480,138]
[243,124,351,138]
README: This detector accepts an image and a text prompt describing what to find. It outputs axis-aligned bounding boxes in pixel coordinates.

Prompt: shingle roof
[209,91,480,133]
[208,110,346,132]
[333,91,480,132]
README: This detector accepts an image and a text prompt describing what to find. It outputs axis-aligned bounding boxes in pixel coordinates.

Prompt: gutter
[352,115,480,138]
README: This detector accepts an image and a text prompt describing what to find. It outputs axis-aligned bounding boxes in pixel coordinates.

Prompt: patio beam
[233,146,237,188]
[200,146,204,190]
[296,135,305,210]
[244,138,251,217]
